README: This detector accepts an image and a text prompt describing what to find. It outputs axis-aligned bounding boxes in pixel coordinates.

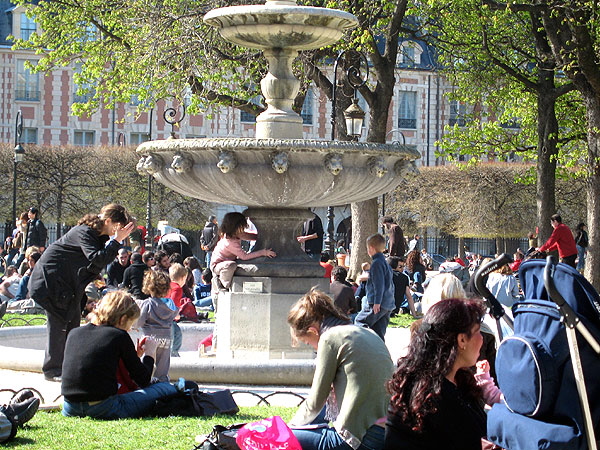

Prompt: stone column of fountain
[136,0,420,359]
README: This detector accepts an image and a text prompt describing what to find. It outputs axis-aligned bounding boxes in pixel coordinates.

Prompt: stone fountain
[137,0,419,360]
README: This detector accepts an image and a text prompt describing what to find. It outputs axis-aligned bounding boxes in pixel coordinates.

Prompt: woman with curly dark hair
[384,298,487,450]
[29,203,134,381]
[404,250,426,294]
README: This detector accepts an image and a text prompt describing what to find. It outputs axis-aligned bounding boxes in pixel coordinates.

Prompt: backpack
[178,298,200,322]
[152,388,239,418]
[487,260,600,450]
[0,411,16,444]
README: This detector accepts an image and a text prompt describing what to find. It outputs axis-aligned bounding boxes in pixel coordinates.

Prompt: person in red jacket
[538,214,578,268]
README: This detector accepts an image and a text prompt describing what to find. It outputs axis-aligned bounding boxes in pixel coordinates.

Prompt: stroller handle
[473,253,512,320]
[544,256,600,354]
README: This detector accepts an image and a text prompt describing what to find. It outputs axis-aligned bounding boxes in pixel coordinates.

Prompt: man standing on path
[408,234,420,252]
[382,216,405,257]
[201,215,219,268]
[297,213,324,260]
[538,214,578,268]
[18,208,47,267]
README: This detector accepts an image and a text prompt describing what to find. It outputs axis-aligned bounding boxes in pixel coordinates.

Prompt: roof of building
[0,1,15,46]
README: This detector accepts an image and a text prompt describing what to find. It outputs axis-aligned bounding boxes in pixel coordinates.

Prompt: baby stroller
[487,257,600,450]
[157,232,193,259]
[472,253,515,343]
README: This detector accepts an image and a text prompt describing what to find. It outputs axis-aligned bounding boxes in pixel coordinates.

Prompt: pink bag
[236,416,302,450]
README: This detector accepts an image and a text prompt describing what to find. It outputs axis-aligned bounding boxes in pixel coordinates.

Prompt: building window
[301,89,313,125]
[22,128,37,144]
[130,132,150,145]
[449,100,466,126]
[240,92,263,123]
[15,60,39,101]
[20,13,36,40]
[74,130,95,146]
[73,63,95,103]
[398,91,417,129]
[500,118,521,129]
[402,45,415,65]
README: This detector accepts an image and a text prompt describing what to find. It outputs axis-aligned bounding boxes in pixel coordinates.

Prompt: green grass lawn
[1,314,47,327]
[7,406,296,449]
[388,313,418,328]
[1,312,415,328]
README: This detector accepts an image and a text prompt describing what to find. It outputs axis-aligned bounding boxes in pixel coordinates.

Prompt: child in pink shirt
[475,359,503,406]
[210,212,276,290]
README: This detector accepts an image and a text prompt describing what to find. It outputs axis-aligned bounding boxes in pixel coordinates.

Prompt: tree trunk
[348,198,379,280]
[584,97,600,290]
[458,236,465,259]
[56,186,63,239]
[535,89,558,245]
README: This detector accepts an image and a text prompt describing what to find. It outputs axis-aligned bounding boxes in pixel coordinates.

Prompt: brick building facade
[1,0,464,167]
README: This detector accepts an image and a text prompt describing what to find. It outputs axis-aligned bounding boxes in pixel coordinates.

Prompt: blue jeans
[13,275,30,301]
[171,322,182,356]
[576,245,586,271]
[354,305,392,341]
[205,251,213,268]
[193,296,214,311]
[62,382,177,419]
[292,425,384,450]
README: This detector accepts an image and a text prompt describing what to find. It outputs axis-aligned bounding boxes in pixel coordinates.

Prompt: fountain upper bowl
[203,3,358,50]
[137,138,419,208]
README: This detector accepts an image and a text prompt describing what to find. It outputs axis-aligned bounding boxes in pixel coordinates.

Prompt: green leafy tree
[417,0,586,247]
[504,0,600,288]
[13,0,419,278]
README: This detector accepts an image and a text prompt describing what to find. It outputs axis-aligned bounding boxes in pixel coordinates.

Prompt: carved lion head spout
[368,156,387,178]
[325,153,343,176]
[271,151,289,174]
[142,154,163,175]
[171,153,193,173]
[136,157,147,175]
[394,160,419,178]
[217,150,237,173]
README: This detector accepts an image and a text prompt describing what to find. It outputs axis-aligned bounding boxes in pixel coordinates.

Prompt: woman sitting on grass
[288,289,394,450]
[61,290,179,419]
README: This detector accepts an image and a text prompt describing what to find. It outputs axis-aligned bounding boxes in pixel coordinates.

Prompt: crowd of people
[0,206,591,450]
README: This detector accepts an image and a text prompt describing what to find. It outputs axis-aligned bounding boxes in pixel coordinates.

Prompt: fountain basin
[137,138,419,207]
[203,3,358,50]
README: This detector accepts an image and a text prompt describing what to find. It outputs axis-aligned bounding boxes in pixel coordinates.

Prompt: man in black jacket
[24,207,47,252]
[122,252,149,299]
[329,266,356,315]
[106,248,130,287]
[200,215,219,267]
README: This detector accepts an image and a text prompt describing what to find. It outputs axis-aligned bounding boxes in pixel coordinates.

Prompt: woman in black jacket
[384,298,487,450]
[29,204,134,381]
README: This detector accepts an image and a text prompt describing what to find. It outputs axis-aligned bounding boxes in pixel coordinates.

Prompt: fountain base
[215,275,328,359]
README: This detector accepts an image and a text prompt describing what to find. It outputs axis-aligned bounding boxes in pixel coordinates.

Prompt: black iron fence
[1,223,526,264]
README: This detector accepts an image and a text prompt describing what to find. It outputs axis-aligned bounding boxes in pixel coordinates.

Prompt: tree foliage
[0,144,211,229]
[387,163,586,239]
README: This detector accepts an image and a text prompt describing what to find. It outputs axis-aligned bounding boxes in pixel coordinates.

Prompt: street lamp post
[13,111,25,229]
[145,109,154,251]
[381,129,407,232]
[325,50,369,260]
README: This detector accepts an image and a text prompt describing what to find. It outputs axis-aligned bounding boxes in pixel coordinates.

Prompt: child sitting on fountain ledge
[210,212,276,291]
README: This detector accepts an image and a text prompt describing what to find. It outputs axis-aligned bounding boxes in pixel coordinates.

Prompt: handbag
[196,423,246,450]
[153,389,239,417]
[236,416,302,450]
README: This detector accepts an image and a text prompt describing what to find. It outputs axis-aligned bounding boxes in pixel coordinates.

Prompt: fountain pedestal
[215,206,326,358]
[216,275,328,359]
